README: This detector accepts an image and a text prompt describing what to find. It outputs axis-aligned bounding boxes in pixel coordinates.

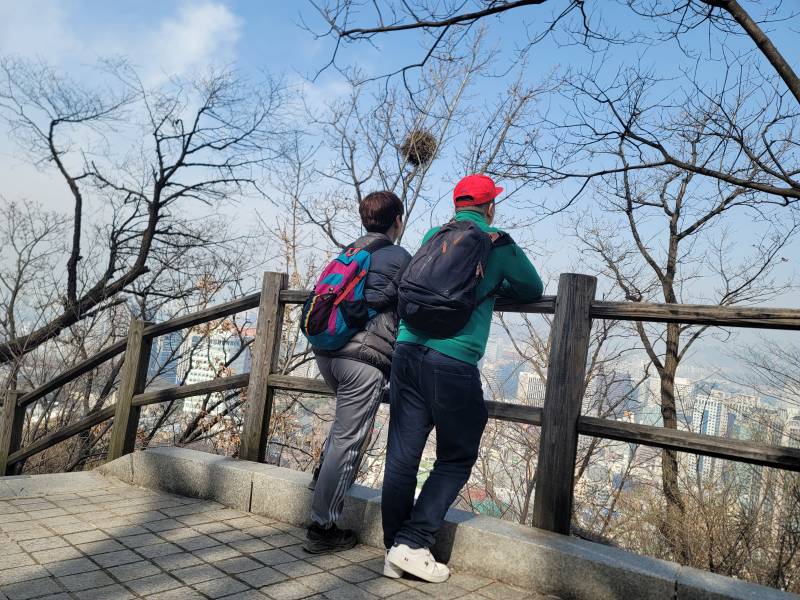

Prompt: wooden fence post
[107,320,153,462]
[240,272,288,462]
[532,273,597,535]
[0,390,25,475]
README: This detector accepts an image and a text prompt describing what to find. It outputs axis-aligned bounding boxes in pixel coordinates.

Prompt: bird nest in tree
[400,129,437,167]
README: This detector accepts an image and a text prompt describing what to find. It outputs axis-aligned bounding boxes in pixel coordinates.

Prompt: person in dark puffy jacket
[302,190,411,555]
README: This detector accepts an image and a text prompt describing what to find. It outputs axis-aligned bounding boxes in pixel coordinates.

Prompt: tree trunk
[659,322,688,562]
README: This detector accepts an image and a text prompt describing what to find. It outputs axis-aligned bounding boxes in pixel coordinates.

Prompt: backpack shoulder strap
[487,231,517,254]
[390,252,412,290]
[344,237,394,256]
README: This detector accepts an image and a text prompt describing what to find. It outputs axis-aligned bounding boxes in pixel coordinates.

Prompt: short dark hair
[454,196,494,217]
[360,191,404,233]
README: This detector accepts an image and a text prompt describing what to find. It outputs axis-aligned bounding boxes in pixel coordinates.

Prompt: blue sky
[1,0,798,329]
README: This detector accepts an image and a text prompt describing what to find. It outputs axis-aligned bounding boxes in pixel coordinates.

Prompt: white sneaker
[387,544,450,583]
[384,551,404,578]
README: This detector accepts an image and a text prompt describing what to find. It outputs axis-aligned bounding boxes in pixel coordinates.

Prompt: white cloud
[0,0,80,58]
[147,2,244,79]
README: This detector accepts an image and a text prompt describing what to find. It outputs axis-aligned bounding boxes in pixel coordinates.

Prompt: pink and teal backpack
[300,238,393,350]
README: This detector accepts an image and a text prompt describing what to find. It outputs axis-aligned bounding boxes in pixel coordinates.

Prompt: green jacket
[396,211,544,365]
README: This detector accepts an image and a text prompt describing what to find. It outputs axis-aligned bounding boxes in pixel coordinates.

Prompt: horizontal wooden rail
[7,369,797,472]
[132,373,251,408]
[577,416,800,472]
[269,375,544,424]
[16,293,262,410]
[142,293,261,339]
[274,375,798,470]
[16,290,800,411]
[590,301,800,331]
[17,340,128,409]
[6,404,117,467]
[279,290,800,330]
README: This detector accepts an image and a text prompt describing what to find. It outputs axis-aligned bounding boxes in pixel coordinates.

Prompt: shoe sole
[383,559,403,579]
[387,553,449,583]
[302,536,358,555]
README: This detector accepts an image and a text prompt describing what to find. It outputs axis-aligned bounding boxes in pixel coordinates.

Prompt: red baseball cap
[453,174,503,206]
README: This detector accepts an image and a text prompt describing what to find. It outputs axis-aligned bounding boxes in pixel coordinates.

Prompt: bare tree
[0,56,290,365]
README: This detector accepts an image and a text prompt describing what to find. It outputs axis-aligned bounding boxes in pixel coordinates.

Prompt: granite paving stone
[329,565,377,583]
[302,555,350,570]
[137,543,183,559]
[174,535,219,551]
[90,549,142,568]
[0,565,50,586]
[143,519,183,533]
[169,563,226,585]
[219,591,269,600]
[152,552,203,571]
[117,533,163,548]
[192,544,242,562]
[210,530,252,544]
[146,588,205,600]
[477,583,534,600]
[216,556,262,574]
[63,530,109,545]
[229,538,273,553]
[30,547,83,564]
[296,573,347,593]
[416,582,470,599]
[73,584,135,600]
[43,558,99,578]
[260,580,317,600]
[0,554,36,569]
[356,577,409,598]
[46,522,95,535]
[448,573,494,592]
[273,561,322,579]
[58,570,116,592]
[281,546,311,560]
[75,539,126,555]
[107,560,163,582]
[1,473,549,600]
[193,522,233,535]
[320,582,378,600]
[0,576,62,600]
[192,575,250,598]
[237,566,289,588]
[251,549,297,566]
[102,524,149,537]
[125,573,182,596]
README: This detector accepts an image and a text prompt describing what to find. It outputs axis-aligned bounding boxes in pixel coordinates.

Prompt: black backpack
[398,220,515,337]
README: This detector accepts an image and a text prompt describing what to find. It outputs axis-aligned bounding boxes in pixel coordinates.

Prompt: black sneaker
[302,523,358,554]
[308,465,321,491]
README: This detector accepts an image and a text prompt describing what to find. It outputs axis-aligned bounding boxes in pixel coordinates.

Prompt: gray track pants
[312,356,386,529]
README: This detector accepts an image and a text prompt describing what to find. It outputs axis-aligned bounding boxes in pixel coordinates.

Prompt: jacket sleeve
[366,246,412,312]
[496,244,544,299]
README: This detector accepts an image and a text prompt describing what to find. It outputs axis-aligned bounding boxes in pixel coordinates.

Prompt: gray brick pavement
[0,478,553,600]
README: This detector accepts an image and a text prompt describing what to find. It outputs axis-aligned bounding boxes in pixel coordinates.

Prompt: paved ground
[0,474,554,600]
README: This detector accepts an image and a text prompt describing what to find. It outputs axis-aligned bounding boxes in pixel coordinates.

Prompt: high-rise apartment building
[517,371,546,407]
[177,328,254,415]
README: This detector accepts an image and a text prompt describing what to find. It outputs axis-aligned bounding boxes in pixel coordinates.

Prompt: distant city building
[482,359,523,401]
[177,328,254,415]
[292,360,319,379]
[585,370,634,417]
[484,337,503,363]
[517,371,546,407]
[635,376,694,428]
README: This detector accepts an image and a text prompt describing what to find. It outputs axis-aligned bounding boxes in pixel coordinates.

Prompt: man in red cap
[381,175,543,582]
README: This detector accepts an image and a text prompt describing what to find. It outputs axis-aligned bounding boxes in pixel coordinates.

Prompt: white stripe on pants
[311,356,386,528]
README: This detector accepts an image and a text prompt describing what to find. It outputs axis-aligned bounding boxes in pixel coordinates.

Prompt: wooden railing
[2,272,800,537]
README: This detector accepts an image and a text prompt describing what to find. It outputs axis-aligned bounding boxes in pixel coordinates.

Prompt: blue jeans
[382,342,488,550]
